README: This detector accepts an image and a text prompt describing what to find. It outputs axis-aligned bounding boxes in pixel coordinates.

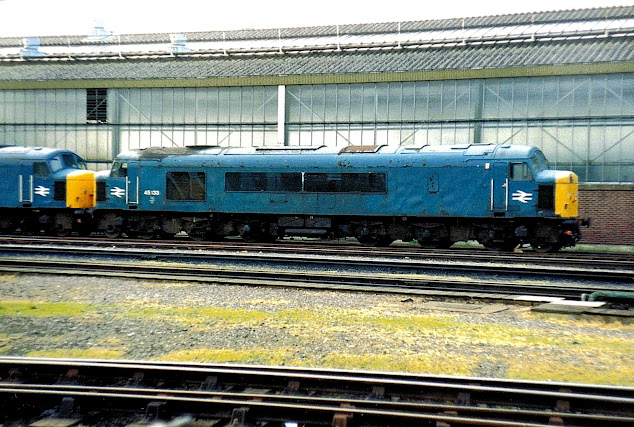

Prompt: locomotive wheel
[51,214,73,237]
[187,222,212,241]
[103,225,122,239]
[188,230,208,241]
[53,225,72,237]
[357,234,394,247]
[137,230,156,240]
[0,216,17,234]
[239,223,278,243]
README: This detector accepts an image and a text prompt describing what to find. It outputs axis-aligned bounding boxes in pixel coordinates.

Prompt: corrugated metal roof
[2,37,631,82]
[0,6,632,86]
[1,5,632,47]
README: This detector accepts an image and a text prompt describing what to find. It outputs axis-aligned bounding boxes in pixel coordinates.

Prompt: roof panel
[0,6,632,85]
[1,37,631,84]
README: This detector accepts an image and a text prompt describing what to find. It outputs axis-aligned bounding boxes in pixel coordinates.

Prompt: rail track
[3,235,634,269]
[0,253,631,305]
[1,357,633,426]
[1,236,633,283]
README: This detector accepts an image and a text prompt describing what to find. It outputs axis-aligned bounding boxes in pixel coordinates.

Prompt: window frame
[165,171,206,201]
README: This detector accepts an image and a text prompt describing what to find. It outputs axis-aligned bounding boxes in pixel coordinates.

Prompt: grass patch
[0,334,15,355]
[505,350,634,386]
[0,301,95,317]
[2,296,632,385]
[321,351,477,375]
[158,348,296,365]
[27,348,126,359]
[122,304,272,327]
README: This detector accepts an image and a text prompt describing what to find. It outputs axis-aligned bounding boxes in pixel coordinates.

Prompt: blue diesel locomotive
[0,146,95,236]
[95,144,582,252]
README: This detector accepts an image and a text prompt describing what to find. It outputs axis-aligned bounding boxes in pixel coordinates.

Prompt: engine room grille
[54,181,66,201]
[96,181,106,202]
[538,185,554,210]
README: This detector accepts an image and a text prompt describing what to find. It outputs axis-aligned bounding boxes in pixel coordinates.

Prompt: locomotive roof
[0,145,76,160]
[116,144,539,161]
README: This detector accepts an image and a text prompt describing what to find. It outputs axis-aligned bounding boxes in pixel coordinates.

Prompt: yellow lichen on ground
[1,290,633,385]
[0,301,96,317]
[27,348,127,359]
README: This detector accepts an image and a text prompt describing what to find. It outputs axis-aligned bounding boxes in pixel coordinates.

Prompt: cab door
[19,162,33,206]
[126,162,139,206]
[491,162,508,216]
[507,162,536,216]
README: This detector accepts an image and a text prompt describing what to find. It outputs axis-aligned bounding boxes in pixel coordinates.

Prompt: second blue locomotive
[94,144,581,252]
[0,146,95,236]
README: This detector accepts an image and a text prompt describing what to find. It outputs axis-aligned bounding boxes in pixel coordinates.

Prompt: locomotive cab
[0,146,95,235]
[531,151,581,251]
[482,146,582,252]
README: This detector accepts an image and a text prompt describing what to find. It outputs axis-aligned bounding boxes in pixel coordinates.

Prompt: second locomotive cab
[0,146,95,236]
[94,144,583,252]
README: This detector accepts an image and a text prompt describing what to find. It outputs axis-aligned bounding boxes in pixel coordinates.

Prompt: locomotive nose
[66,170,96,209]
[555,171,578,218]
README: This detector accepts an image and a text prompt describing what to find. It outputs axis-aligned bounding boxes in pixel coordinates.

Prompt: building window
[86,88,108,123]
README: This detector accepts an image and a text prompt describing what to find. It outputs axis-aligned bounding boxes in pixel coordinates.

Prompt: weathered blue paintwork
[0,146,86,209]
[98,144,554,219]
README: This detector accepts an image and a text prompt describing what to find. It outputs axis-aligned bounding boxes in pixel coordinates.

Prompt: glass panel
[311,85,325,123]
[218,88,230,123]
[414,81,429,122]
[287,86,301,123]
[336,85,351,123]
[349,84,363,122]
[510,162,533,181]
[427,81,442,121]
[324,85,338,123]
[398,82,414,123]
[172,88,184,123]
[387,82,401,122]
[362,83,376,122]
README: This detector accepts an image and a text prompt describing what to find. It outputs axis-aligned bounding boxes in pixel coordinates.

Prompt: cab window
[33,162,51,178]
[111,162,128,178]
[510,162,533,181]
[530,151,548,173]
[49,155,64,173]
[62,153,87,170]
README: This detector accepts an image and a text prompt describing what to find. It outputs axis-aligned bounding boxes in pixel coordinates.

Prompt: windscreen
[530,150,548,173]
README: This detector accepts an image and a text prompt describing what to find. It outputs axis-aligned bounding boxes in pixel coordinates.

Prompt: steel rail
[3,235,634,269]
[1,385,630,426]
[1,241,633,283]
[0,256,626,301]
[1,358,633,426]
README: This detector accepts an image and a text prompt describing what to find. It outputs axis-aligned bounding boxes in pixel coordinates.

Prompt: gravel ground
[0,271,633,385]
